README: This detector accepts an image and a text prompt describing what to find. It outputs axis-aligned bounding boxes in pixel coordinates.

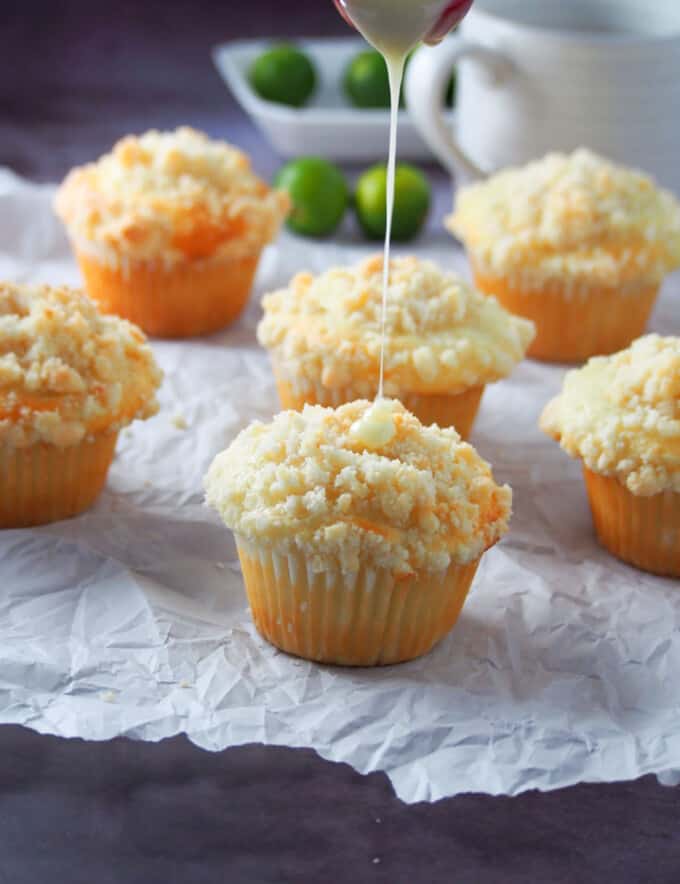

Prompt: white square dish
[212,37,455,162]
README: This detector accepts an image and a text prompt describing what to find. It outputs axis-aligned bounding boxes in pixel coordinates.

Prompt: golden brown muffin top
[0,281,162,447]
[257,255,535,396]
[55,127,289,264]
[448,149,680,288]
[541,335,680,495]
[205,399,512,575]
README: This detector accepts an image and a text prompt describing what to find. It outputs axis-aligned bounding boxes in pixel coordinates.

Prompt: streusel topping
[257,255,534,396]
[205,399,512,575]
[55,127,289,264]
[447,150,680,287]
[540,335,680,495]
[0,282,162,448]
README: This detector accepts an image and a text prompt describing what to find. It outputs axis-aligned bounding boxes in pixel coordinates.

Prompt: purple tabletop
[1,1,679,881]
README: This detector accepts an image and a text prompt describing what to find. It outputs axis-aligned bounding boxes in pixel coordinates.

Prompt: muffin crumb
[171,413,189,431]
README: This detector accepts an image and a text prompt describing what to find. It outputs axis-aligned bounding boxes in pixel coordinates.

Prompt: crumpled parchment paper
[1,167,679,803]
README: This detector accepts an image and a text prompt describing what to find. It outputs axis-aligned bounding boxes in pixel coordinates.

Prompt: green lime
[248,45,316,108]
[355,163,431,241]
[274,158,349,237]
[446,69,457,108]
[343,50,415,109]
[344,50,391,109]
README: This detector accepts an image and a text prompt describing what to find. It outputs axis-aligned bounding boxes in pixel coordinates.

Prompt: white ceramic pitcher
[404,0,680,192]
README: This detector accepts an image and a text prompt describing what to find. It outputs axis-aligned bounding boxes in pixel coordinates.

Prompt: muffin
[55,127,289,338]
[0,281,162,527]
[447,150,680,363]
[204,398,512,665]
[257,255,535,438]
[540,335,680,577]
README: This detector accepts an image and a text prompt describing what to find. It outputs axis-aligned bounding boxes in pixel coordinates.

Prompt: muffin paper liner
[273,369,484,438]
[473,266,659,363]
[0,433,118,528]
[584,468,680,578]
[77,250,260,338]
[236,539,480,666]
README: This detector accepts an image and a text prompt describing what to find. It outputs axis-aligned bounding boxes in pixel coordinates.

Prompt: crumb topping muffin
[257,255,535,397]
[55,127,290,265]
[0,281,162,448]
[205,399,512,576]
[540,335,680,496]
[447,149,680,289]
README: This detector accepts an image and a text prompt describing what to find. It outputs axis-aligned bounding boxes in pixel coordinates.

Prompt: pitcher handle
[404,37,512,179]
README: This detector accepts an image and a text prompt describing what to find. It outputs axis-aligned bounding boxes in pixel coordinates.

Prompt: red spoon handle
[333,0,353,26]
[425,0,474,43]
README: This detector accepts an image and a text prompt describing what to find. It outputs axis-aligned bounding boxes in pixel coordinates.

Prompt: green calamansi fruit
[248,45,317,108]
[355,163,431,241]
[344,49,416,108]
[344,50,391,108]
[274,157,350,237]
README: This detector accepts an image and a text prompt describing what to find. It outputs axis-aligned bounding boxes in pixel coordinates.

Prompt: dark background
[1,2,680,881]
[1,0,346,181]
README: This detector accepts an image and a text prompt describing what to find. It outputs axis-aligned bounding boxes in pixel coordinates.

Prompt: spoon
[333,0,474,45]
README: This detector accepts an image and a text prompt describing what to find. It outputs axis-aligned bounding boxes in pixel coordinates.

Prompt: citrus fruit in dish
[355,163,431,241]
[274,158,350,237]
[248,45,317,108]
[344,50,392,108]
[344,49,415,108]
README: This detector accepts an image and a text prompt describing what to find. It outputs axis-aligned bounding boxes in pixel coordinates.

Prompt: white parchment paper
[1,167,679,802]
